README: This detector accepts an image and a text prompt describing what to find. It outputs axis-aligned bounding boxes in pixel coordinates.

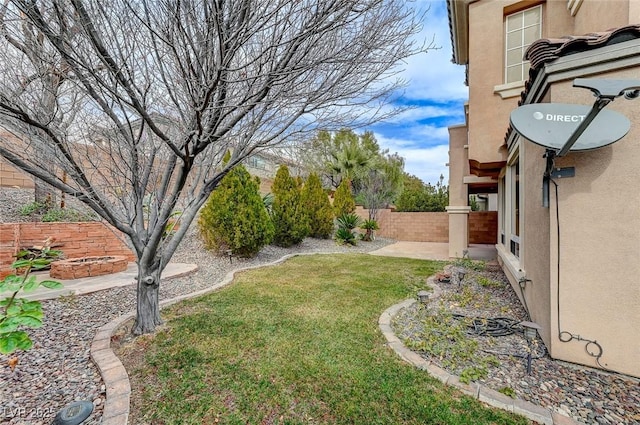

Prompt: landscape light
[52,401,93,425]
[417,290,430,305]
[519,321,541,375]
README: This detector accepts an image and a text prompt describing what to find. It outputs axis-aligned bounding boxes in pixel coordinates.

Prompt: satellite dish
[510,103,630,151]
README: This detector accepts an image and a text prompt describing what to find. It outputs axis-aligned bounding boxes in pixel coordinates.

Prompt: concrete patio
[369,242,497,262]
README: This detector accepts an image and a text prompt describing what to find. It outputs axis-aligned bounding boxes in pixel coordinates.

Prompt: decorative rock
[391,263,640,425]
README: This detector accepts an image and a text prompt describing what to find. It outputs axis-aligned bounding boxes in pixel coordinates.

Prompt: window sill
[496,243,524,281]
[494,81,526,99]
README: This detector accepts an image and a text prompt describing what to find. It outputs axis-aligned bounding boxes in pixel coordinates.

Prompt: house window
[247,156,266,170]
[509,160,520,258]
[505,5,541,84]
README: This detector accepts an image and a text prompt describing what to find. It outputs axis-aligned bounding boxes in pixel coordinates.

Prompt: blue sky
[368,0,468,186]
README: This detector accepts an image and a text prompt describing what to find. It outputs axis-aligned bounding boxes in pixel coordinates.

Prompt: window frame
[504,4,542,84]
[509,158,520,258]
[501,144,521,262]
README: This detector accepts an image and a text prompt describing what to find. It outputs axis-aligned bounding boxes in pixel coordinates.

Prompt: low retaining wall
[0,222,135,279]
[355,207,497,244]
[50,255,129,279]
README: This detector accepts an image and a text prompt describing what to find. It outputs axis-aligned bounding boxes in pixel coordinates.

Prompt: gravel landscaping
[393,264,640,425]
[1,188,639,425]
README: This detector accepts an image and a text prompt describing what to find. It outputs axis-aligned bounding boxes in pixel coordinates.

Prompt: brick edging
[378,274,585,425]
[90,252,343,425]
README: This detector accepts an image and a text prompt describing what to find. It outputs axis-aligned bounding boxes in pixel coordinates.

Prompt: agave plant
[334,213,363,245]
[335,213,362,231]
[334,227,357,245]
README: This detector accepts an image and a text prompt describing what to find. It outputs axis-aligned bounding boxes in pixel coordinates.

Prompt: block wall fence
[1,160,34,188]
[0,222,135,279]
[355,207,497,245]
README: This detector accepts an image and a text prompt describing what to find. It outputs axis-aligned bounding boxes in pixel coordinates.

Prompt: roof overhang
[505,32,640,149]
[447,0,476,65]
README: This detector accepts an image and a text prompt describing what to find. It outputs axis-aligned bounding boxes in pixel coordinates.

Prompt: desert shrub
[19,201,47,216]
[41,207,97,222]
[334,213,362,245]
[333,178,355,218]
[271,165,309,247]
[301,173,334,239]
[359,219,379,241]
[19,201,96,222]
[198,165,274,257]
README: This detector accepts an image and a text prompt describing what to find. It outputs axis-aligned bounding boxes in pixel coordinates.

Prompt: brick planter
[50,255,128,279]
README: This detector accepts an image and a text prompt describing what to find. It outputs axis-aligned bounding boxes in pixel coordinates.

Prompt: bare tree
[0,0,426,334]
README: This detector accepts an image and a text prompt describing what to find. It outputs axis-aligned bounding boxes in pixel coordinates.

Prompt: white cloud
[375,133,449,186]
[400,1,469,102]
[382,103,463,124]
[365,1,466,187]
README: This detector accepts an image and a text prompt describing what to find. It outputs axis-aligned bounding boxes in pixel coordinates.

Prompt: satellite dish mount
[510,78,640,207]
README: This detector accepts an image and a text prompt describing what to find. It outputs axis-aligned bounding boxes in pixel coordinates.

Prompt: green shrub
[359,219,379,241]
[41,207,97,222]
[198,165,274,257]
[335,227,357,245]
[333,178,355,218]
[334,213,362,245]
[271,165,309,247]
[498,386,517,398]
[18,201,96,222]
[19,201,47,216]
[1,239,63,355]
[301,173,334,239]
[336,212,362,231]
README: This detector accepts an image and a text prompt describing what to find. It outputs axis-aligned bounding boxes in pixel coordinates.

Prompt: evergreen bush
[271,165,309,247]
[301,173,334,239]
[198,165,274,257]
[333,178,355,218]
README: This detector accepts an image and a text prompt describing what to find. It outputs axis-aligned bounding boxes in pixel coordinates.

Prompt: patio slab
[20,262,198,301]
[369,241,497,261]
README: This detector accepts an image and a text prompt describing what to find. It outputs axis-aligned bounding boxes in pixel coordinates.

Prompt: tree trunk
[132,265,163,335]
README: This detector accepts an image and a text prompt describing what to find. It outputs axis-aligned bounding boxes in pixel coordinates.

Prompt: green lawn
[123,254,530,424]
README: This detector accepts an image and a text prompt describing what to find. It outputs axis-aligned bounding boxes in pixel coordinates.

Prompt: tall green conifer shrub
[198,165,274,257]
[333,178,355,218]
[271,165,309,247]
[301,173,334,239]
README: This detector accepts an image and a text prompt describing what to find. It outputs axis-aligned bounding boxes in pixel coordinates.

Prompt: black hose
[451,314,521,337]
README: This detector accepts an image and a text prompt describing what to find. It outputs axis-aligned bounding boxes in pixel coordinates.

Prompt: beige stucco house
[446,0,640,378]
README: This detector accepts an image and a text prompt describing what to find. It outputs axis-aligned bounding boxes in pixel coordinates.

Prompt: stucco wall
[457,0,640,377]
[463,0,632,174]
[572,0,631,34]
[448,124,469,206]
[543,68,640,377]
[0,222,135,279]
[467,1,516,169]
